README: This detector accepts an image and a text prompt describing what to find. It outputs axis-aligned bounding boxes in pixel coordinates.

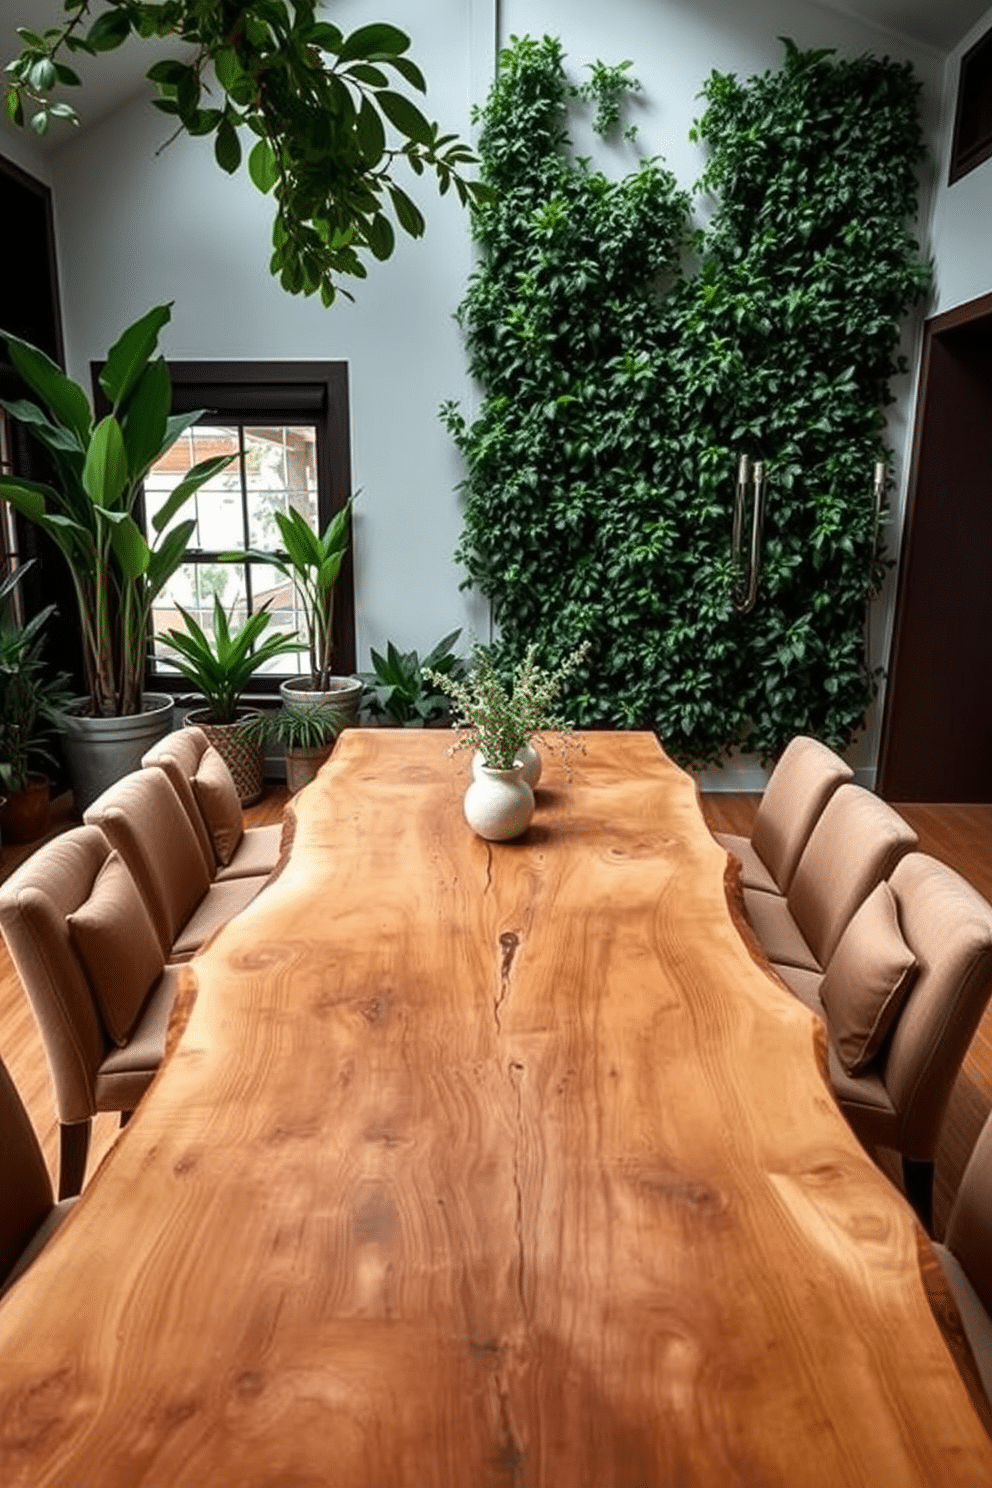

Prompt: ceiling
[1,0,990,157]
[814,0,991,51]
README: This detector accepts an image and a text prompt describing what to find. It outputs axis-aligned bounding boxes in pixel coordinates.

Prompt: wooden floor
[2,783,991,1239]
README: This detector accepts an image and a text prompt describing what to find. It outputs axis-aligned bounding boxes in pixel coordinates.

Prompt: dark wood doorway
[878,293,992,802]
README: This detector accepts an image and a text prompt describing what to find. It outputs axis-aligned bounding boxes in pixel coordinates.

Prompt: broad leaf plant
[4,1,488,305]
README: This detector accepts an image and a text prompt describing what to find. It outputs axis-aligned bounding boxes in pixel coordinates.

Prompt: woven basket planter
[186,708,264,806]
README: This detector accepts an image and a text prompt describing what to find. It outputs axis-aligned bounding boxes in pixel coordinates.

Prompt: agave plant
[159,596,305,724]
[0,304,232,716]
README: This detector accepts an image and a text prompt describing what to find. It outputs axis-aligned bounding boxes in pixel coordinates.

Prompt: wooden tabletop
[1,729,990,1485]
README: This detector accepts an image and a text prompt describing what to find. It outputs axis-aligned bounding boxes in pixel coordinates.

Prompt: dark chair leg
[59,1119,91,1200]
[902,1156,934,1234]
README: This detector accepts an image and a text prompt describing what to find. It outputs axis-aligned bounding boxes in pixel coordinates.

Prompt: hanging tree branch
[4,1,489,306]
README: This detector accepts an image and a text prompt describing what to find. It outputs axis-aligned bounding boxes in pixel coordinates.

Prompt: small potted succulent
[427,640,589,841]
[244,701,342,794]
[159,596,304,804]
[0,563,73,842]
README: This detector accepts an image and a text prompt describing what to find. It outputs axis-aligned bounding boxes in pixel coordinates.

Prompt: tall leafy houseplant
[235,501,352,693]
[447,37,931,765]
[4,3,488,306]
[0,304,230,717]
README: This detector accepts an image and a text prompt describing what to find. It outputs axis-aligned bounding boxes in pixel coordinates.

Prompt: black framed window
[950,25,992,184]
[91,360,355,688]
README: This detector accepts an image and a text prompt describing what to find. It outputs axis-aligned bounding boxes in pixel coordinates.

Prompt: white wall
[926,3,992,315]
[41,0,495,669]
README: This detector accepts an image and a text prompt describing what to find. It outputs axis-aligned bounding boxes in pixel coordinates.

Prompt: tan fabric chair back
[141,726,216,876]
[0,827,114,1124]
[945,1113,992,1322]
[0,1057,54,1285]
[750,736,854,892]
[786,784,917,967]
[881,853,992,1161]
[84,768,211,958]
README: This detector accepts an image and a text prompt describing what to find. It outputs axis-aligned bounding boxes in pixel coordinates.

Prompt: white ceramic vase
[516,740,542,788]
[472,741,542,788]
[463,762,535,841]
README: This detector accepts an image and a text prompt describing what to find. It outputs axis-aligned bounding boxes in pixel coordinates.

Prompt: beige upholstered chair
[141,727,282,882]
[0,1055,77,1297]
[743,783,918,977]
[0,826,185,1197]
[773,853,992,1233]
[715,735,854,894]
[935,1113,992,1405]
[84,767,265,963]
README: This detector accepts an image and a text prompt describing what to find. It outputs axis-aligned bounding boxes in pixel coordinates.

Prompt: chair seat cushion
[94,964,184,1112]
[169,876,266,961]
[820,882,918,1075]
[772,963,826,1016]
[192,745,245,866]
[215,823,282,882]
[67,850,164,1046]
[714,833,779,894]
[934,1244,992,1408]
[744,888,820,972]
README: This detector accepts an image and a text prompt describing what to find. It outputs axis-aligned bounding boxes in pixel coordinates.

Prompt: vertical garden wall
[445,36,931,764]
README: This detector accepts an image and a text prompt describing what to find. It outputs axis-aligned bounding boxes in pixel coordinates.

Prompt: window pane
[145,426,243,550]
[246,425,319,547]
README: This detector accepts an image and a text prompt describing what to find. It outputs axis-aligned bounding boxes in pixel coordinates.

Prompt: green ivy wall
[446,36,931,765]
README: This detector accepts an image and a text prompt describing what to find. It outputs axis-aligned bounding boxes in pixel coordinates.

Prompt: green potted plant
[231,500,362,725]
[0,563,73,842]
[426,640,589,840]
[0,304,232,808]
[359,629,467,727]
[244,702,342,794]
[160,596,304,804]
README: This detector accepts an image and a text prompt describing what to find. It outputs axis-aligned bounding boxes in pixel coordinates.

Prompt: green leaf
[388,185,425,238]
[102,510,150,579]
[4,89,23,127]
[214,48,243,93]
[82,416,129,508]
[338,25,410,63]
[248,138,278,193]
[119,357,170,478]
[387,56,427,94]
[2,335,91,444]
[146,59,189,86]
[99,303,172,409]
[0,475,53,522]
[86,10,131,51]
[366,213,395,261]
[357,94,386,162]
[215,117,242,174]
[376,90,433,146]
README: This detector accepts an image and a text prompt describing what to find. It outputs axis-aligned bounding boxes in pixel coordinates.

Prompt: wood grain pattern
[1,733,991,1485]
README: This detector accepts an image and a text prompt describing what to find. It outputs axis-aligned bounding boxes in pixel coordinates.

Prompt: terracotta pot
[285,744,334,793]
[0,773,51,844]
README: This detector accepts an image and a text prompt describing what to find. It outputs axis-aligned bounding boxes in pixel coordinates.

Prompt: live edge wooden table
[2,731,991,1486]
